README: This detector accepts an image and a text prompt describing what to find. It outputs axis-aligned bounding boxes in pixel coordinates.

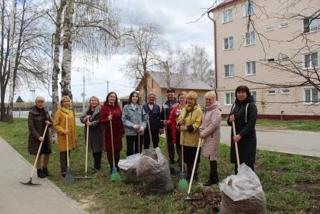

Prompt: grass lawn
[256,119,320,132]
[1,119,320,213]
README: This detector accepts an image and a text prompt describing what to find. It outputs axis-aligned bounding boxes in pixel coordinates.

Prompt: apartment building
[208,0,320,119]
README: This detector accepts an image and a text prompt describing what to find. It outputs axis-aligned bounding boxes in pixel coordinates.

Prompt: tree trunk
[61,0,74,99]
[52,0,66,117]
[7,0,19,123]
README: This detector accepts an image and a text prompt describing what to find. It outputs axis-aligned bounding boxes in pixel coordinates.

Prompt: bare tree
[125,24,161,101]
[235,0,319,92]
[189,45,213,86]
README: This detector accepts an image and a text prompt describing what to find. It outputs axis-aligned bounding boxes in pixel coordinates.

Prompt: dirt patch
[186,187,221,213]
[294,180,320,214]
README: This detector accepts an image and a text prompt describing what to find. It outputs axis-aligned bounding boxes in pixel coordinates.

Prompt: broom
[178,143,188,191]
[109,113,121,182]
[20,124,49,186]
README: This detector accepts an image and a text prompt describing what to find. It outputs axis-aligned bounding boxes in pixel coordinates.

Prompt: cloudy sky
[18,0,215,102]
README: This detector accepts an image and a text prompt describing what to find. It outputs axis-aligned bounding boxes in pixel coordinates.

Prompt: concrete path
[0,137,88,214]
[221,126,320,157]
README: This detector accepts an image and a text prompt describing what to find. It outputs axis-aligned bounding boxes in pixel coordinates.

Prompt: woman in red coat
[167,91,187,165]
[100,92,124,173]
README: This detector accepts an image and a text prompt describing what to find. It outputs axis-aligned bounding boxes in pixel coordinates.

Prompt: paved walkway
[221,126,320,157]
[0,137,88,214]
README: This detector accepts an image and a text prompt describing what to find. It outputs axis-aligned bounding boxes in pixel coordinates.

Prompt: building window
[225,92,235,105]
[267,89,277,95]
[304,88,319,104]
[265,25,274,32]
[303,17,318,33]
[304,52,318,68]
[280,88,290,95]
[251,91,257,103]
[224,36,234,50]
[242,1,255,17]
[224,64,235,77]
[279,21,289,28]
[245,31,256,46]
[222,9,233,23]
[245,61,256,75]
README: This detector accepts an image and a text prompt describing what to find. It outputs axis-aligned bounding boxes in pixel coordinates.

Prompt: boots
[37,169,46,178]
[204,161,219,186]
[43,168,50,176]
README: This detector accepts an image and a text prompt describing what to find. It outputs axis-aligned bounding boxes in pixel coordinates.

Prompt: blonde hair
[60,96,71,106]
[89,96,100,104]
[204,91,217,101]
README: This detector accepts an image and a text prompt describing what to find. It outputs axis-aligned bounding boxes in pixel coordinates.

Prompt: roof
[208,0,241,13]
[146,72,213,91]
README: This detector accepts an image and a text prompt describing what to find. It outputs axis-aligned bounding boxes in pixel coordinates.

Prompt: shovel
[75,124,94,179]
[64,116,74,185]
[232,121,241,167]
[185,138,203,201]
[146,114,153,147]
[109,115,121,182]
[21,124,49,186]
[178,144,188,192]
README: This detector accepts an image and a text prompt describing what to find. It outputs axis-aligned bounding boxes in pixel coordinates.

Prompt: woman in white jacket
[200,91,221,186]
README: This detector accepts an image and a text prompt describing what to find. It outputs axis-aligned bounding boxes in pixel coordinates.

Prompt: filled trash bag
[219,163,267,214]
[118,153,142,184]
[136,148,174,194]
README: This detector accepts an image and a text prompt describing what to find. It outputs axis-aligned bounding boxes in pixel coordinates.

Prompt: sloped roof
[148,72,213,90]
[208,0,241,12]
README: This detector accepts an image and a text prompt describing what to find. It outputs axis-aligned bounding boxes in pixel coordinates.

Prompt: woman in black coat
[80,96,104,171]
[28,96,52,178]
[227,85,257,174]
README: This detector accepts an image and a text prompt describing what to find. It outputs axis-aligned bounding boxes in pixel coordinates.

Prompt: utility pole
[107,80,109,94]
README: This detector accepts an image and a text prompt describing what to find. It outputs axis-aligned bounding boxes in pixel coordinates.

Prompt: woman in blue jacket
[122,91,147,156]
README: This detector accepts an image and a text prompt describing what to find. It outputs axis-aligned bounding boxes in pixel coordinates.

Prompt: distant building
[208,0,320,119]
[135,71,213,105]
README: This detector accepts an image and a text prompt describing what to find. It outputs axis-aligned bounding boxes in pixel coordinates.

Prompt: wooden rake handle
[232,121,240,167]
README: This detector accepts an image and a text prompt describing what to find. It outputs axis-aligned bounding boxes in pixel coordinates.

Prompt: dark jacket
[28,106,51,155]
[227,98,257,164]
[80,106,104,153]
[100,104,124,152]
[143,103,161,133]
[160,99,177,129]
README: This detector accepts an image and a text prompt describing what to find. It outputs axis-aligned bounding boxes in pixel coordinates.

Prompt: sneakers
[37,169,46,178]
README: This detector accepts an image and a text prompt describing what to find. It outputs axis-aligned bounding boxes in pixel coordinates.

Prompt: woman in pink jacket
[200,91,221,186]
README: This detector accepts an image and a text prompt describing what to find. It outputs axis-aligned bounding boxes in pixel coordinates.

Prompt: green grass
[256,119,320,131]
[1,118,320,213]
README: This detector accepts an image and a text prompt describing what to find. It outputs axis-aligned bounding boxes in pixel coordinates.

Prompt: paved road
[221,126,320,157]
[0,137,88,214]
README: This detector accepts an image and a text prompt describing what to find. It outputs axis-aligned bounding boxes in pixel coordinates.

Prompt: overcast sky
[17,0,214,102]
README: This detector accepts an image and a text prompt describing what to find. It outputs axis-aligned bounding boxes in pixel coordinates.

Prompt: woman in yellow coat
[53,96,76,177]
[177,91,203,180]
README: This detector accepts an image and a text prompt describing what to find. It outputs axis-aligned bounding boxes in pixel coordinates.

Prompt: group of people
[27,85,258,186]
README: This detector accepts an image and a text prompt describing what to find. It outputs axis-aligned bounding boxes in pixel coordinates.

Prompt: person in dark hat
[160,88,177,164]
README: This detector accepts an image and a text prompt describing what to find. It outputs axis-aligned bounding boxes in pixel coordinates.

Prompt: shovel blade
[64,169,74,186]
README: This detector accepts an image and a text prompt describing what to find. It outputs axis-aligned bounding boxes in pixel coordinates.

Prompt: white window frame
[222,9,233,23]
[223,36,234,50]
[279,21,289,29]
[225,92,235,106]
[245,61,256,75]
[245,31,256,46]
[303,17,318,33]
[303,52,319,69]
[267,89,277,95]
[280,88,290,95]
[303,88,319,104]
[251,91,257,103]
[224,64,235,77]
[242,2,255,17]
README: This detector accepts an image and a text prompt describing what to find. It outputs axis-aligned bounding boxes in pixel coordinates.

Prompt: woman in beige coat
[200,91,221,186]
